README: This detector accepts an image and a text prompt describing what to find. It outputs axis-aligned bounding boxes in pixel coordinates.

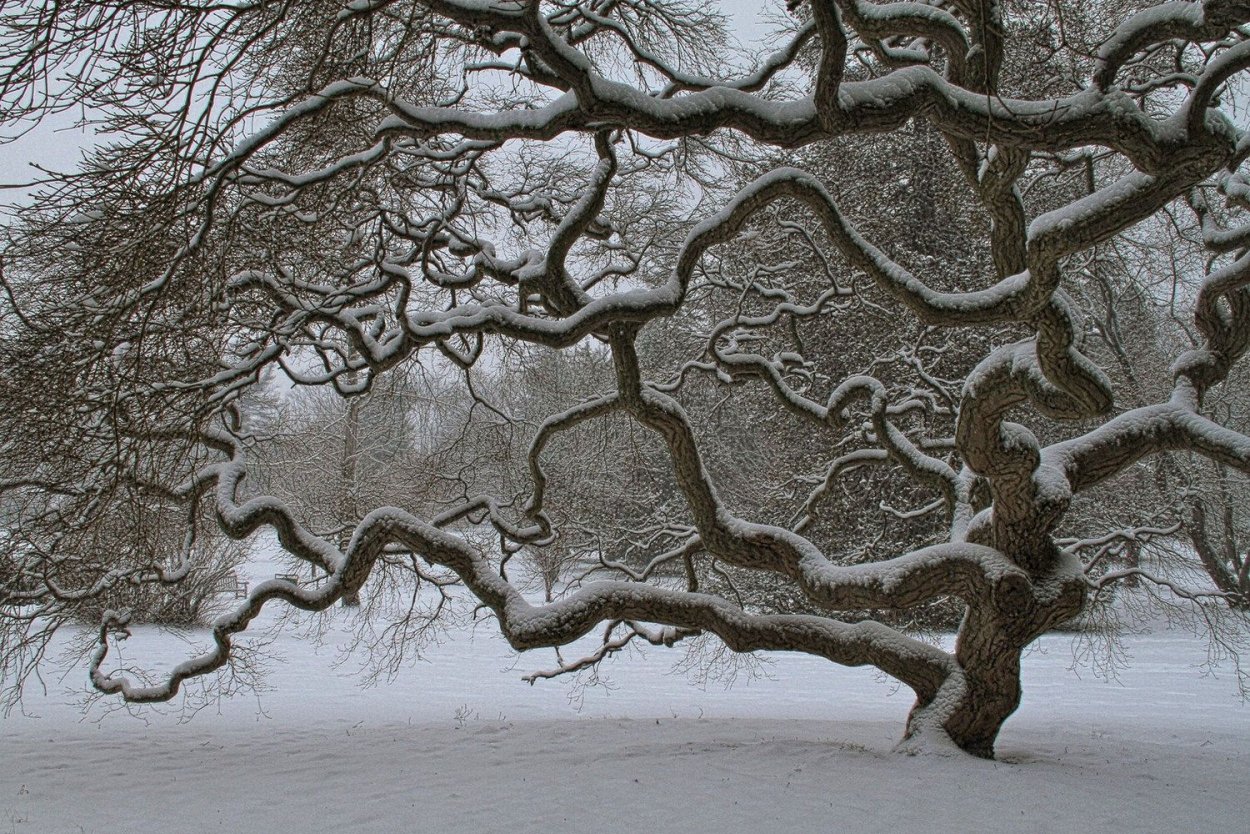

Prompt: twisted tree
[4,0,1250,757]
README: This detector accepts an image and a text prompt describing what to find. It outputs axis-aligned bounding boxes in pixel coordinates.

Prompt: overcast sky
[0,2,787,202]
[722,0,784,44]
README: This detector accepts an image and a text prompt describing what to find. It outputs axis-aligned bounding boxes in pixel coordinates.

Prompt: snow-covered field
[3,570,1247,833]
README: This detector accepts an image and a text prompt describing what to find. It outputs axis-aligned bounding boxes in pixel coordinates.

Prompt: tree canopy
[3,0,1250,758]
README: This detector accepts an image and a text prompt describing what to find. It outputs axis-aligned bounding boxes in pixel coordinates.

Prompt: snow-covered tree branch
[4,0,1250,758]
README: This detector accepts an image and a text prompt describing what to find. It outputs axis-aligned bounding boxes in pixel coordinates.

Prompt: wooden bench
[274,572,301,584]
[215,573,248,599]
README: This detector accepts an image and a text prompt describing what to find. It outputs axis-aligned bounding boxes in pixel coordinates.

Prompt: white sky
[721,0,784,44]
[0,110,92,196]
[0,1,787,203]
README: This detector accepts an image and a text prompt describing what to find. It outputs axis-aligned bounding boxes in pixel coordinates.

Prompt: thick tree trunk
[1189,496,1250,610]
[908,546,1088,758]
[339,396,362,608]
[941,607,1028,757]
[902,618,1042,758]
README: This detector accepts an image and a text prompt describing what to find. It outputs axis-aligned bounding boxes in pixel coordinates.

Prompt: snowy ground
[3,567,1247,833]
